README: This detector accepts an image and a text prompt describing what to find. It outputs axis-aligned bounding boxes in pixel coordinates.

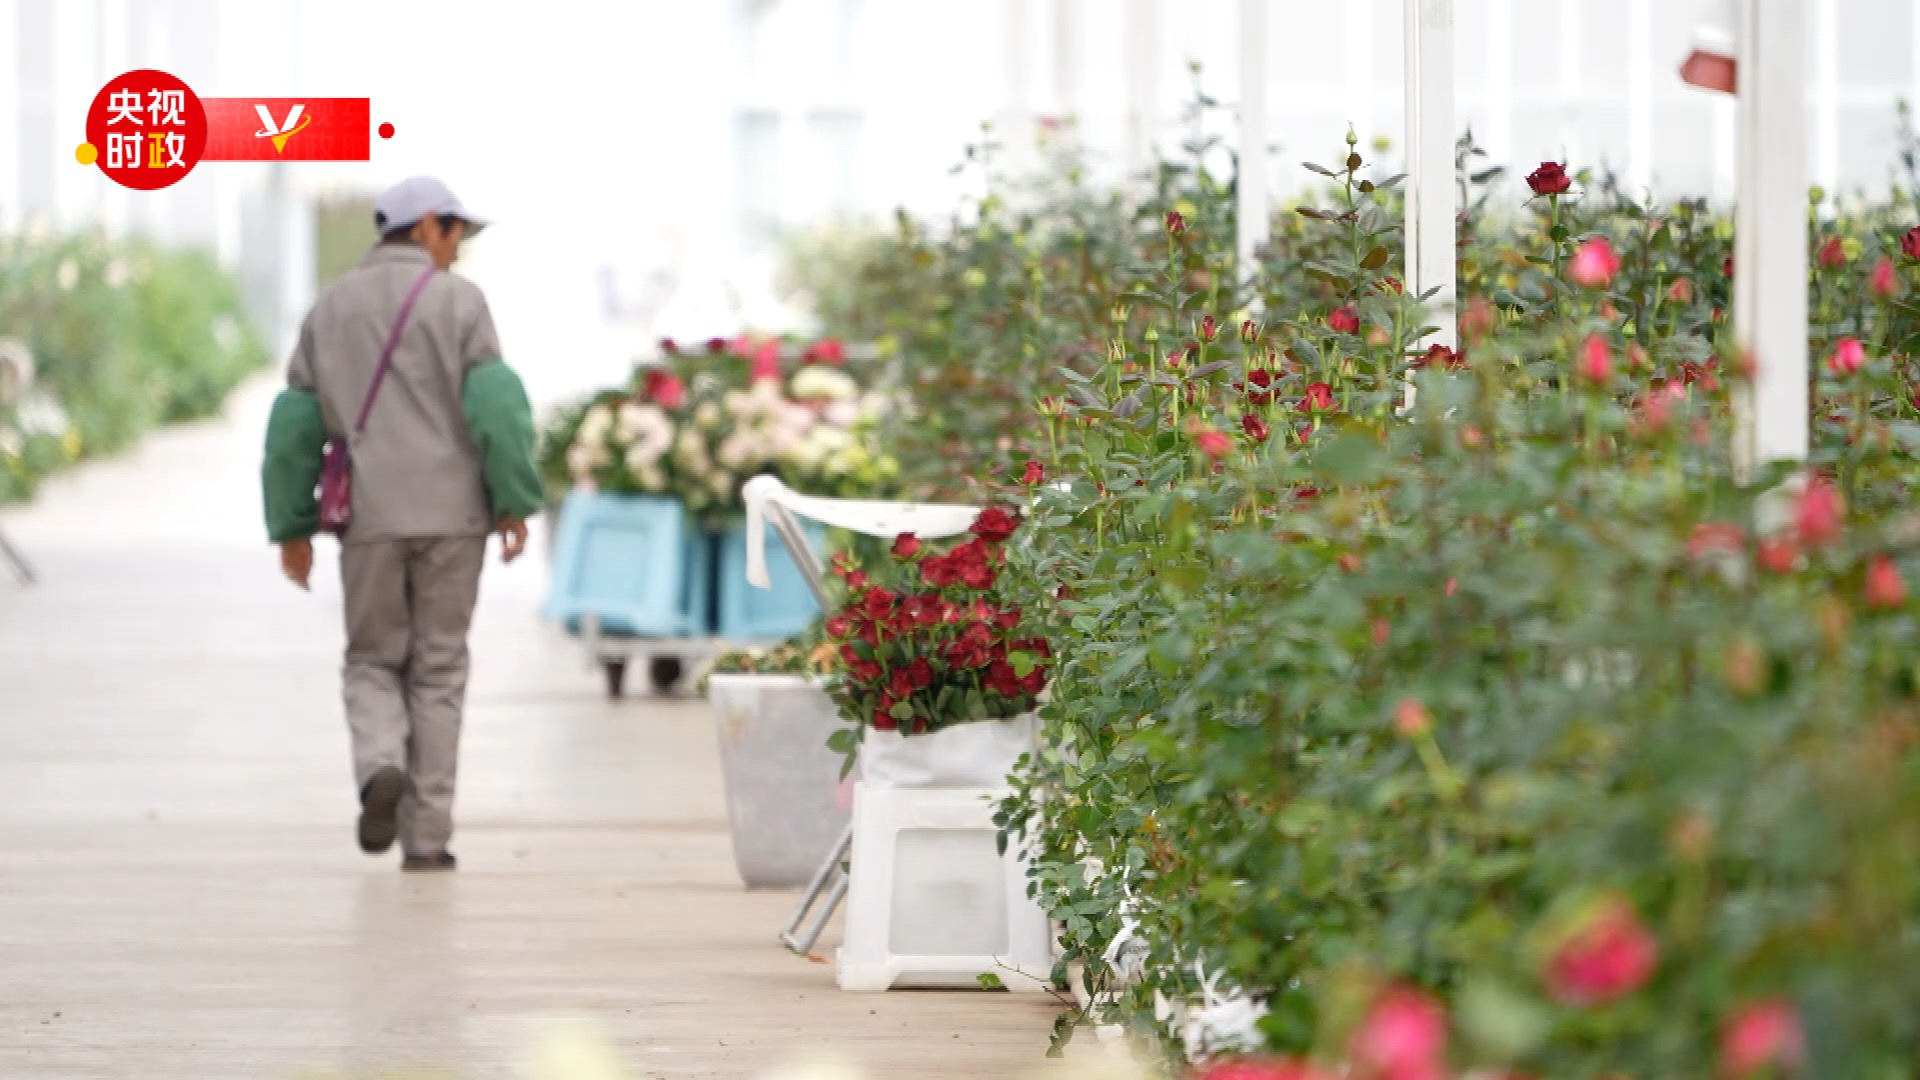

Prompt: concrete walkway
[0,381,1062,1079]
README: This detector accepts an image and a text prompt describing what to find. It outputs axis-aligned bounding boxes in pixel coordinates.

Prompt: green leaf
[1009,650,1038,678]
[1361,245,1390,270]
[1161,565,1208,593]
[1311,428,1388,485]
[1457,976,1551,1060]
[977,972,1005,990]
[889,701,915,721]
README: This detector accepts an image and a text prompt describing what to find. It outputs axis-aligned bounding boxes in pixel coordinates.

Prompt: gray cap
[372,176,490,236]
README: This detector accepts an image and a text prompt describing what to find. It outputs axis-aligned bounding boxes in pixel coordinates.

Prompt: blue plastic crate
[543,490,708,638]
[713,516,826,642]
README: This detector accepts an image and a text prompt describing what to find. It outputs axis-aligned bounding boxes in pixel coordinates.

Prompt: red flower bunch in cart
[823,506,1051,739]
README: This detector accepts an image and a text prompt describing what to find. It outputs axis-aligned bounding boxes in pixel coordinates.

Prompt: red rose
[1544,897,1659,1005]
[1194,427,1232,459]
[642,368,685,409]
[1757,537,1799,574]
[1526,161,1572,196]
[839,643,861,666]
[907,658,934,690]
[959,561,997,591]
[1668,277,1694,303]
[1199,314,1218,342]
[994,606,1022,629]
[920,555,953,588]
[892,532,921,559]
[659,337,679,354]
[705,336,728,354]
[1240,318,1259,344]
[1301,382,1336,413]
[1871,257,1900,298]
[1579,335,1614,383]
[1903,225,1920,261]
[1817,235,1847,270]
[890,668,915,698]
[807,337,846,365]
[1415,344,1463,370]
[825,614,853,639]
[1328,306,1361,335]
[1246,367,1275,405]
[1242,414,1271,443]
[1166,210,1187,236]
[971,506,1019,543]
[751,340,782,381]
[1019,668,1046,696]
[1020,460,1046,486]
[1866,554,1906,609]
[1795,477,1844,547]
[852,660,882,682]
[872,695,898,731]
[1687,522,1745,561]
[862,588,897,620]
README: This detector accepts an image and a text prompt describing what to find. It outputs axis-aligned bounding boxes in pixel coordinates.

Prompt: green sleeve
[262,387,326,543]
[463,360,543,522]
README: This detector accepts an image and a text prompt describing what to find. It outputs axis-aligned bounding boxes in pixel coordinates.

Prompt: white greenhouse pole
[1404,0,1457,353]
[1732,0,1809,474]
[1237,0,1270,292]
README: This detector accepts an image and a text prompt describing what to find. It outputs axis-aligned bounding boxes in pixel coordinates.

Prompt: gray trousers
[341,536,486,856]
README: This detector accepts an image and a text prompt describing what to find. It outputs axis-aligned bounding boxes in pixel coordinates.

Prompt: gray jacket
[288,244,502,543]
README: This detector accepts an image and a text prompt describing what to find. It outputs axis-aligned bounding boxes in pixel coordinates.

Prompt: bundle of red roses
[822,506,1050,739]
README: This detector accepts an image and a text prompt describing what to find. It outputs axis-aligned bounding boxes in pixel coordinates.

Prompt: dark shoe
[357,766,405,855]
[402,852,458,874]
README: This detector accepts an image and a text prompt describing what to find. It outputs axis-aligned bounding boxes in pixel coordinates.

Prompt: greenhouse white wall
[734,0,1920,255]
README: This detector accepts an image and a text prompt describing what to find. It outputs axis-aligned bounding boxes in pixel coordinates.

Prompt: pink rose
[1350,986,1448,1080]
[1720,1000,1804,1077]
[1569,237,1622,288]
[1544,897,1659,1005]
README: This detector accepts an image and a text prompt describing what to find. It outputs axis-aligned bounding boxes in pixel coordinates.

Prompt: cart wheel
[649,655,684,696]
[603,658,628,700]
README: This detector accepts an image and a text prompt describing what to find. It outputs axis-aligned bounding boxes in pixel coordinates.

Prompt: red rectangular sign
[201,97,371,161]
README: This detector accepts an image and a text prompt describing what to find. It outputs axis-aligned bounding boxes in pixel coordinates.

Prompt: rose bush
[792,103,1920,1076]
[0,228,268,503]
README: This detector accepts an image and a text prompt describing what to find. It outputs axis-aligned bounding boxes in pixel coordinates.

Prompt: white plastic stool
[836,783,1055,993]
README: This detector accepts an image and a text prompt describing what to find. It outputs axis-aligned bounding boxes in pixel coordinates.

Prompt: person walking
[260,177,541,872]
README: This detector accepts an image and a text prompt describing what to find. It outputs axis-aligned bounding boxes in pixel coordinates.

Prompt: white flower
[637,465,667,492]
[717,433,754,470]
[787,425,853,471]
[673,430,710,471]
[693,401,722,430]
[104,259,128,289]
[579,405,614,441]
[0,427,22,457]
[823,401,859,427]
[17,393,68,438]
[56,259,78,291]
[565,443,600,479]
[789,366,859,402]
[708,470,735,498]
